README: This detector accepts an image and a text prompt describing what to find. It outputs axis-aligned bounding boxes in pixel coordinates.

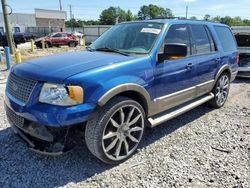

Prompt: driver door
[153,24,198,110]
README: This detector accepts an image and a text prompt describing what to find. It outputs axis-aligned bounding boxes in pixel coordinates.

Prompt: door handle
[186,63,193,70]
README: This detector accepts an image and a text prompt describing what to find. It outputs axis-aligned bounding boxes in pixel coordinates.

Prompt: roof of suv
[121,19,228,27]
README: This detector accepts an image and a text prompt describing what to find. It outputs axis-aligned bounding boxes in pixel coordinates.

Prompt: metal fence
[66,25,112,43]
[25,27,61,38]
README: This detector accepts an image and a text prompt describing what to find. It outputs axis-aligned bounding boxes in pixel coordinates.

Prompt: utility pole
[1,0,14,54]
[69,4,72,19]
[59,0,62,11]
[185,5,188,19]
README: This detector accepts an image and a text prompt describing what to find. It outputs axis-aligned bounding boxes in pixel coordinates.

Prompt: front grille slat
[6,73,37,103]
[6,106,24,128]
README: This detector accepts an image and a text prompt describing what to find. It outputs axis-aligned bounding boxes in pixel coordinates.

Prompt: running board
[148,93,214,127]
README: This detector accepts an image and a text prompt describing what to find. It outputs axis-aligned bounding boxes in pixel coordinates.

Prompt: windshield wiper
[95,47,129,56]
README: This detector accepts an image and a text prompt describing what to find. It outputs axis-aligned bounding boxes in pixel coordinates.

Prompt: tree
[99,6,118,25]
[189,16,197,20]
[137,4,173,20]
[126,10,134,21]
[211,16,221,23]
[99,7,135,25]
[203,14,211,21]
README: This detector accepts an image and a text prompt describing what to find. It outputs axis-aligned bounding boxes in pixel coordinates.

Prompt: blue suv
[5,19,238,164]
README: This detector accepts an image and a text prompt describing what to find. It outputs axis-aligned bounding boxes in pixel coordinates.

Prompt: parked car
[35,32,78,48]
[0,32,36,47]
[234,32,250,77]
[5,19,238,164]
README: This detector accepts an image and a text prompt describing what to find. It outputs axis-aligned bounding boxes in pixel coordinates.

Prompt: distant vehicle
[234,32,250,77]
[5,19,238,164]
[71,31,85,38]
[35,32,78,48]
[0,32,36,47]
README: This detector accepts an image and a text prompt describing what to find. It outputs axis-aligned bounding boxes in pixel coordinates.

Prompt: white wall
[0,13,36,33]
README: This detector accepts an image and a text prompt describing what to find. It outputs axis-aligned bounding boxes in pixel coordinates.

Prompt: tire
[207,73,230,108]
[68,41,76,47]
[85,96,145,164]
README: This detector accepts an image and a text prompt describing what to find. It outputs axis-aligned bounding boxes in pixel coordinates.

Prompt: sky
[5,0,250,20]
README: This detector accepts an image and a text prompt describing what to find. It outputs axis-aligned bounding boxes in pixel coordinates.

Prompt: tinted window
[53,34,62,38]
[214,26,237,52]
[161,24,190,56]
[191,25,211,55]
[205,26,216,51]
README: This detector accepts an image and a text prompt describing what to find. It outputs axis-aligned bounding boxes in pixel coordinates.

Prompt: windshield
[90,22,163,54]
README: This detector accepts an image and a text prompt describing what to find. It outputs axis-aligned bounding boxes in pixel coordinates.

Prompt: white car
[234,32,250,78]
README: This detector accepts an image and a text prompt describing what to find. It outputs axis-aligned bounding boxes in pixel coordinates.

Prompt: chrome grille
[6,106,24,128]
[6,73,37,103]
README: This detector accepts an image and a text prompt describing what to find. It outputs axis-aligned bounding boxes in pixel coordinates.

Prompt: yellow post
[42,39,45,50]
[82,36,86,49]
[15,49,22,63]
[31,39,35,53]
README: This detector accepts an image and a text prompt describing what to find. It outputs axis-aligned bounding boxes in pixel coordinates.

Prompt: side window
[160,24,191,57]
[214,26,237,52]
[190,25,211,55]
[205,26,216,52]
[13,27,20,33]
[0,27,4,34]
[53,33,62,38]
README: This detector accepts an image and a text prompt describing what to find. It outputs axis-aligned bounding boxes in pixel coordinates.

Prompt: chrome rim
[102,105,144,161]
[216,75,229,106]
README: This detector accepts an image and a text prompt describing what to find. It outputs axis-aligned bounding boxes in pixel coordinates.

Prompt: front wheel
[85,96,145,164]
[208,73,230,108]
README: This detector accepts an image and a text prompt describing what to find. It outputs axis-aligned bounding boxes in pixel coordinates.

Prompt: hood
[13,51,136,83]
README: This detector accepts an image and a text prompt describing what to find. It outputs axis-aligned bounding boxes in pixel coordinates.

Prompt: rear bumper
[237,67,250,78]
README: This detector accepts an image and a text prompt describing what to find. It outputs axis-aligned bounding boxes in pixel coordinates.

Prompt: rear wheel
[85,96,145,164]
[208,73,230,108]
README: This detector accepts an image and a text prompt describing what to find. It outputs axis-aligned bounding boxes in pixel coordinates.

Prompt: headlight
[39,83,84,106]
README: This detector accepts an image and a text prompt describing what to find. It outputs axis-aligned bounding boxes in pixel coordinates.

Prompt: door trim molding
[148,80,214,116]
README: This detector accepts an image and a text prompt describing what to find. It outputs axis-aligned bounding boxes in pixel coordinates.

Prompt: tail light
[236,52,239,64]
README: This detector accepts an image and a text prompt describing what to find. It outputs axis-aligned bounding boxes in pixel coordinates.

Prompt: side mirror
[158,43,188,63]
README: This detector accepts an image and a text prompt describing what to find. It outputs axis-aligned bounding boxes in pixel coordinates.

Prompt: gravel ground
[0,68,249,188]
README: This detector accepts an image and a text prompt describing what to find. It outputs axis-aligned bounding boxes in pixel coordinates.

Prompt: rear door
[189,24,219,86]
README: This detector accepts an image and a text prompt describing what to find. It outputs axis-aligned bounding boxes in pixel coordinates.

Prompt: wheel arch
[97,84,151,116]
[215,64,232,82]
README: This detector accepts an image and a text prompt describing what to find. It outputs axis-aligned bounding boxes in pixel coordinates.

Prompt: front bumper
[5,92,95,127]
[6,104,84,155]
[237,67,250,78]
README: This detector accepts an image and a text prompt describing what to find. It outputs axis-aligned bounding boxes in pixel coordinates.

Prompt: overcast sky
[5,0,250,20]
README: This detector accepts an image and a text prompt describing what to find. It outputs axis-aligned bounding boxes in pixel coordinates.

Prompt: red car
[35,32,78,48]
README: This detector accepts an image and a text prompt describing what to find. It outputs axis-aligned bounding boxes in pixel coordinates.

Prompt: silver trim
[149,80,214,116]
[98,83,151,107]
[148,92,214,127]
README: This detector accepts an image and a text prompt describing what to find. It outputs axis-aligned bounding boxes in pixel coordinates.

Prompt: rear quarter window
[214,26,237,52]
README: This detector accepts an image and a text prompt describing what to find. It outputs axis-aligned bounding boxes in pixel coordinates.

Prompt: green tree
[189,16,197,20]
[99,6,118,25]
[126,10,134,21]
[211,16,221,23]
[203,14,211,21]
[137,4,173,20]
[99,7,134,25]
